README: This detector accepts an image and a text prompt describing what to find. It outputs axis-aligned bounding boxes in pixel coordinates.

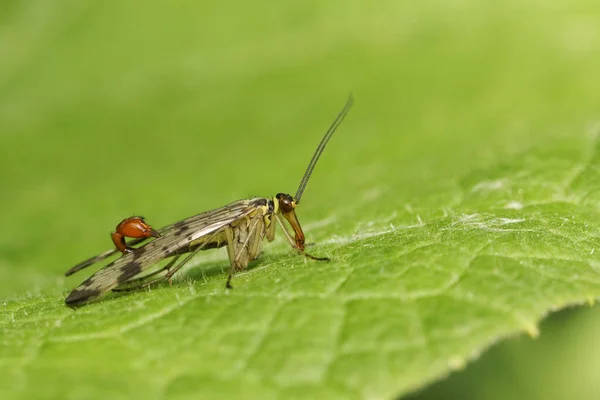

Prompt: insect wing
[65,198,266,306]
[64,198,263,276]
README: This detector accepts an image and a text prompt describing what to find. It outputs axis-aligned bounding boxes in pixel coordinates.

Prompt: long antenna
[295,94,354,203]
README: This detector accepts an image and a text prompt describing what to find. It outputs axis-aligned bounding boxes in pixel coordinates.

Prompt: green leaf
[2,1,600,399]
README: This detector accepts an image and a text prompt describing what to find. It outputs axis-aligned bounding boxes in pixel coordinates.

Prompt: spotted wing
[65,198,268,307]
[65,201,257,276]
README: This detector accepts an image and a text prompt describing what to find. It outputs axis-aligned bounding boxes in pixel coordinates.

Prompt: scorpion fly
[64,95,353,307]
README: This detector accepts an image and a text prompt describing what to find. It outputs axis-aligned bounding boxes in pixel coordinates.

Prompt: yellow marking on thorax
[257,201,271,227]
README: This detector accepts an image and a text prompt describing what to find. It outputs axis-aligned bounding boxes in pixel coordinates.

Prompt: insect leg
[265,216,277,242]
[224,226,237,288]
[274,214,329,261]
[224,215,264,289]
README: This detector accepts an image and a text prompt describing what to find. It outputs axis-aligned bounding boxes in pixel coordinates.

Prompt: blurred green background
[408,303,600,400]
[2,1,600,399]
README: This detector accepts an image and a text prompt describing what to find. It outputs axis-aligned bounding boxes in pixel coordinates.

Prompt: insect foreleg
[274,214,329,261]
[265,216,277,242]
[224,215,265,289]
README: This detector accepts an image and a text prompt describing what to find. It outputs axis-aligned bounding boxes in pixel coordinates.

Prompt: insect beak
[282,209,306,251]
[150,229,161,238]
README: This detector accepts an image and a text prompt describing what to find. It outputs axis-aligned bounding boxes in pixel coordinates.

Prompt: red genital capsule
[111,216,160,253]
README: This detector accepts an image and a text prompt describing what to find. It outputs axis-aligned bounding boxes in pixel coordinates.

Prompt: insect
[64,95,353,307]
